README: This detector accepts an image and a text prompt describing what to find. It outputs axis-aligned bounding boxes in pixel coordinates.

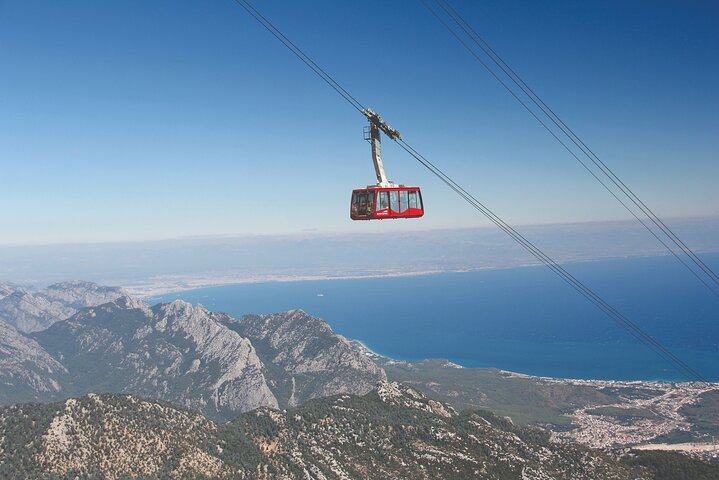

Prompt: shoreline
[349,339,719,386]
[125,268,476,299]
[121,251,710,298]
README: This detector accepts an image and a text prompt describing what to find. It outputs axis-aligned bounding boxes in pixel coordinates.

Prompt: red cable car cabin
[350,186,424,220]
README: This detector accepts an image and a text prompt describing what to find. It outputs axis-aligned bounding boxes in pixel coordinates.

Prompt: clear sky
[1,0,717,245]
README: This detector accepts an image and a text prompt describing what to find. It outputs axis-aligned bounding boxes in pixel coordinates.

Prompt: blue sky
[1,0,717,245]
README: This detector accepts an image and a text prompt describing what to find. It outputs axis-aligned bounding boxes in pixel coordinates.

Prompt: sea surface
[152,253,719,382]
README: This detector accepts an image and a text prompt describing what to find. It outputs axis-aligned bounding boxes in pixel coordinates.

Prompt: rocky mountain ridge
[33,296,279,418]
[4,382,705,480]
[0,280,125,333]
[0,281,386,420]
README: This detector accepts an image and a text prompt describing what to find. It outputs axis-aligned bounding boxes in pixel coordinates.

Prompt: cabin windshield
[352,191,374,216]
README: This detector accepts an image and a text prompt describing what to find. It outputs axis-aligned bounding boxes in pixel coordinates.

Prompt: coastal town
[528,375,719,462]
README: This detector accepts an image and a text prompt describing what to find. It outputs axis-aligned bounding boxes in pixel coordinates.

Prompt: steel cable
[424,0,719,296]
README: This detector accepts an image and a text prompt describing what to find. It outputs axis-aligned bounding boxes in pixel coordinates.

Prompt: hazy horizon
[2,216,718,293]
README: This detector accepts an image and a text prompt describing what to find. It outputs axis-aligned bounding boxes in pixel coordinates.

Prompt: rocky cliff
[227,309,386,407]
[33,296,278,418]
[0,319,67,404]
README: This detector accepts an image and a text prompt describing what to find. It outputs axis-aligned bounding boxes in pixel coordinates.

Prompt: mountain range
[1,280,718,478]
[4,382,708,480]
[0,280,125,333]
[0,281,384,419]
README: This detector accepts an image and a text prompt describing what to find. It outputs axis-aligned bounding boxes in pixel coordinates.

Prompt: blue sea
[152,253,719,382]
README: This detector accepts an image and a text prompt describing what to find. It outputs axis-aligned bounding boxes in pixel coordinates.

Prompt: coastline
[349,338,718,386]
[375,349,719,455]
[122,250,715,298]
[125,268,475,299]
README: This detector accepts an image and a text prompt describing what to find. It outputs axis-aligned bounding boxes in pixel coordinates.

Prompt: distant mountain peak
[0,280,125,332]
[46,279,106,289]
[112,294,152,313]
[161,298,198,313]
[0,281,24,298]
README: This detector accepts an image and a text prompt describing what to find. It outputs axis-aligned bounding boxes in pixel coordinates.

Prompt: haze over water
[153,253,719,382]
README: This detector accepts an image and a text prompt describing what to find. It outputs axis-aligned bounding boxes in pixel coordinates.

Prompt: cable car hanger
[350,109,424,220]
[363,108,400,187]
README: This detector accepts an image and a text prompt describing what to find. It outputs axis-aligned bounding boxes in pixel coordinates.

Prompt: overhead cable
[422,0,719,297]
[232,0,366,114]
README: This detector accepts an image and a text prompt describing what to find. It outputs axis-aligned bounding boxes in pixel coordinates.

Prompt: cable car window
[359,193,369,215]
[367,191,374,213]
[408,191,418,209]
[390,191,399,212]
[351,192,359,215]
[399,190,408,213]
[378,191,389,210]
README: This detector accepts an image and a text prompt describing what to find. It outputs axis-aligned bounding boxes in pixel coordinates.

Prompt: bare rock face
[0,280,125,333]
[33,296,278,418]
[377,380,456,418]
[1,283,387,416]
[0,319,67,404]
[227,309,386,407]
[0,281,21,299]
[0,280,387,414]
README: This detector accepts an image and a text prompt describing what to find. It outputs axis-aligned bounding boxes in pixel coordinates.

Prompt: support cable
[424,0,719,295]
[232,0,366,114]
[419,0,719,299]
